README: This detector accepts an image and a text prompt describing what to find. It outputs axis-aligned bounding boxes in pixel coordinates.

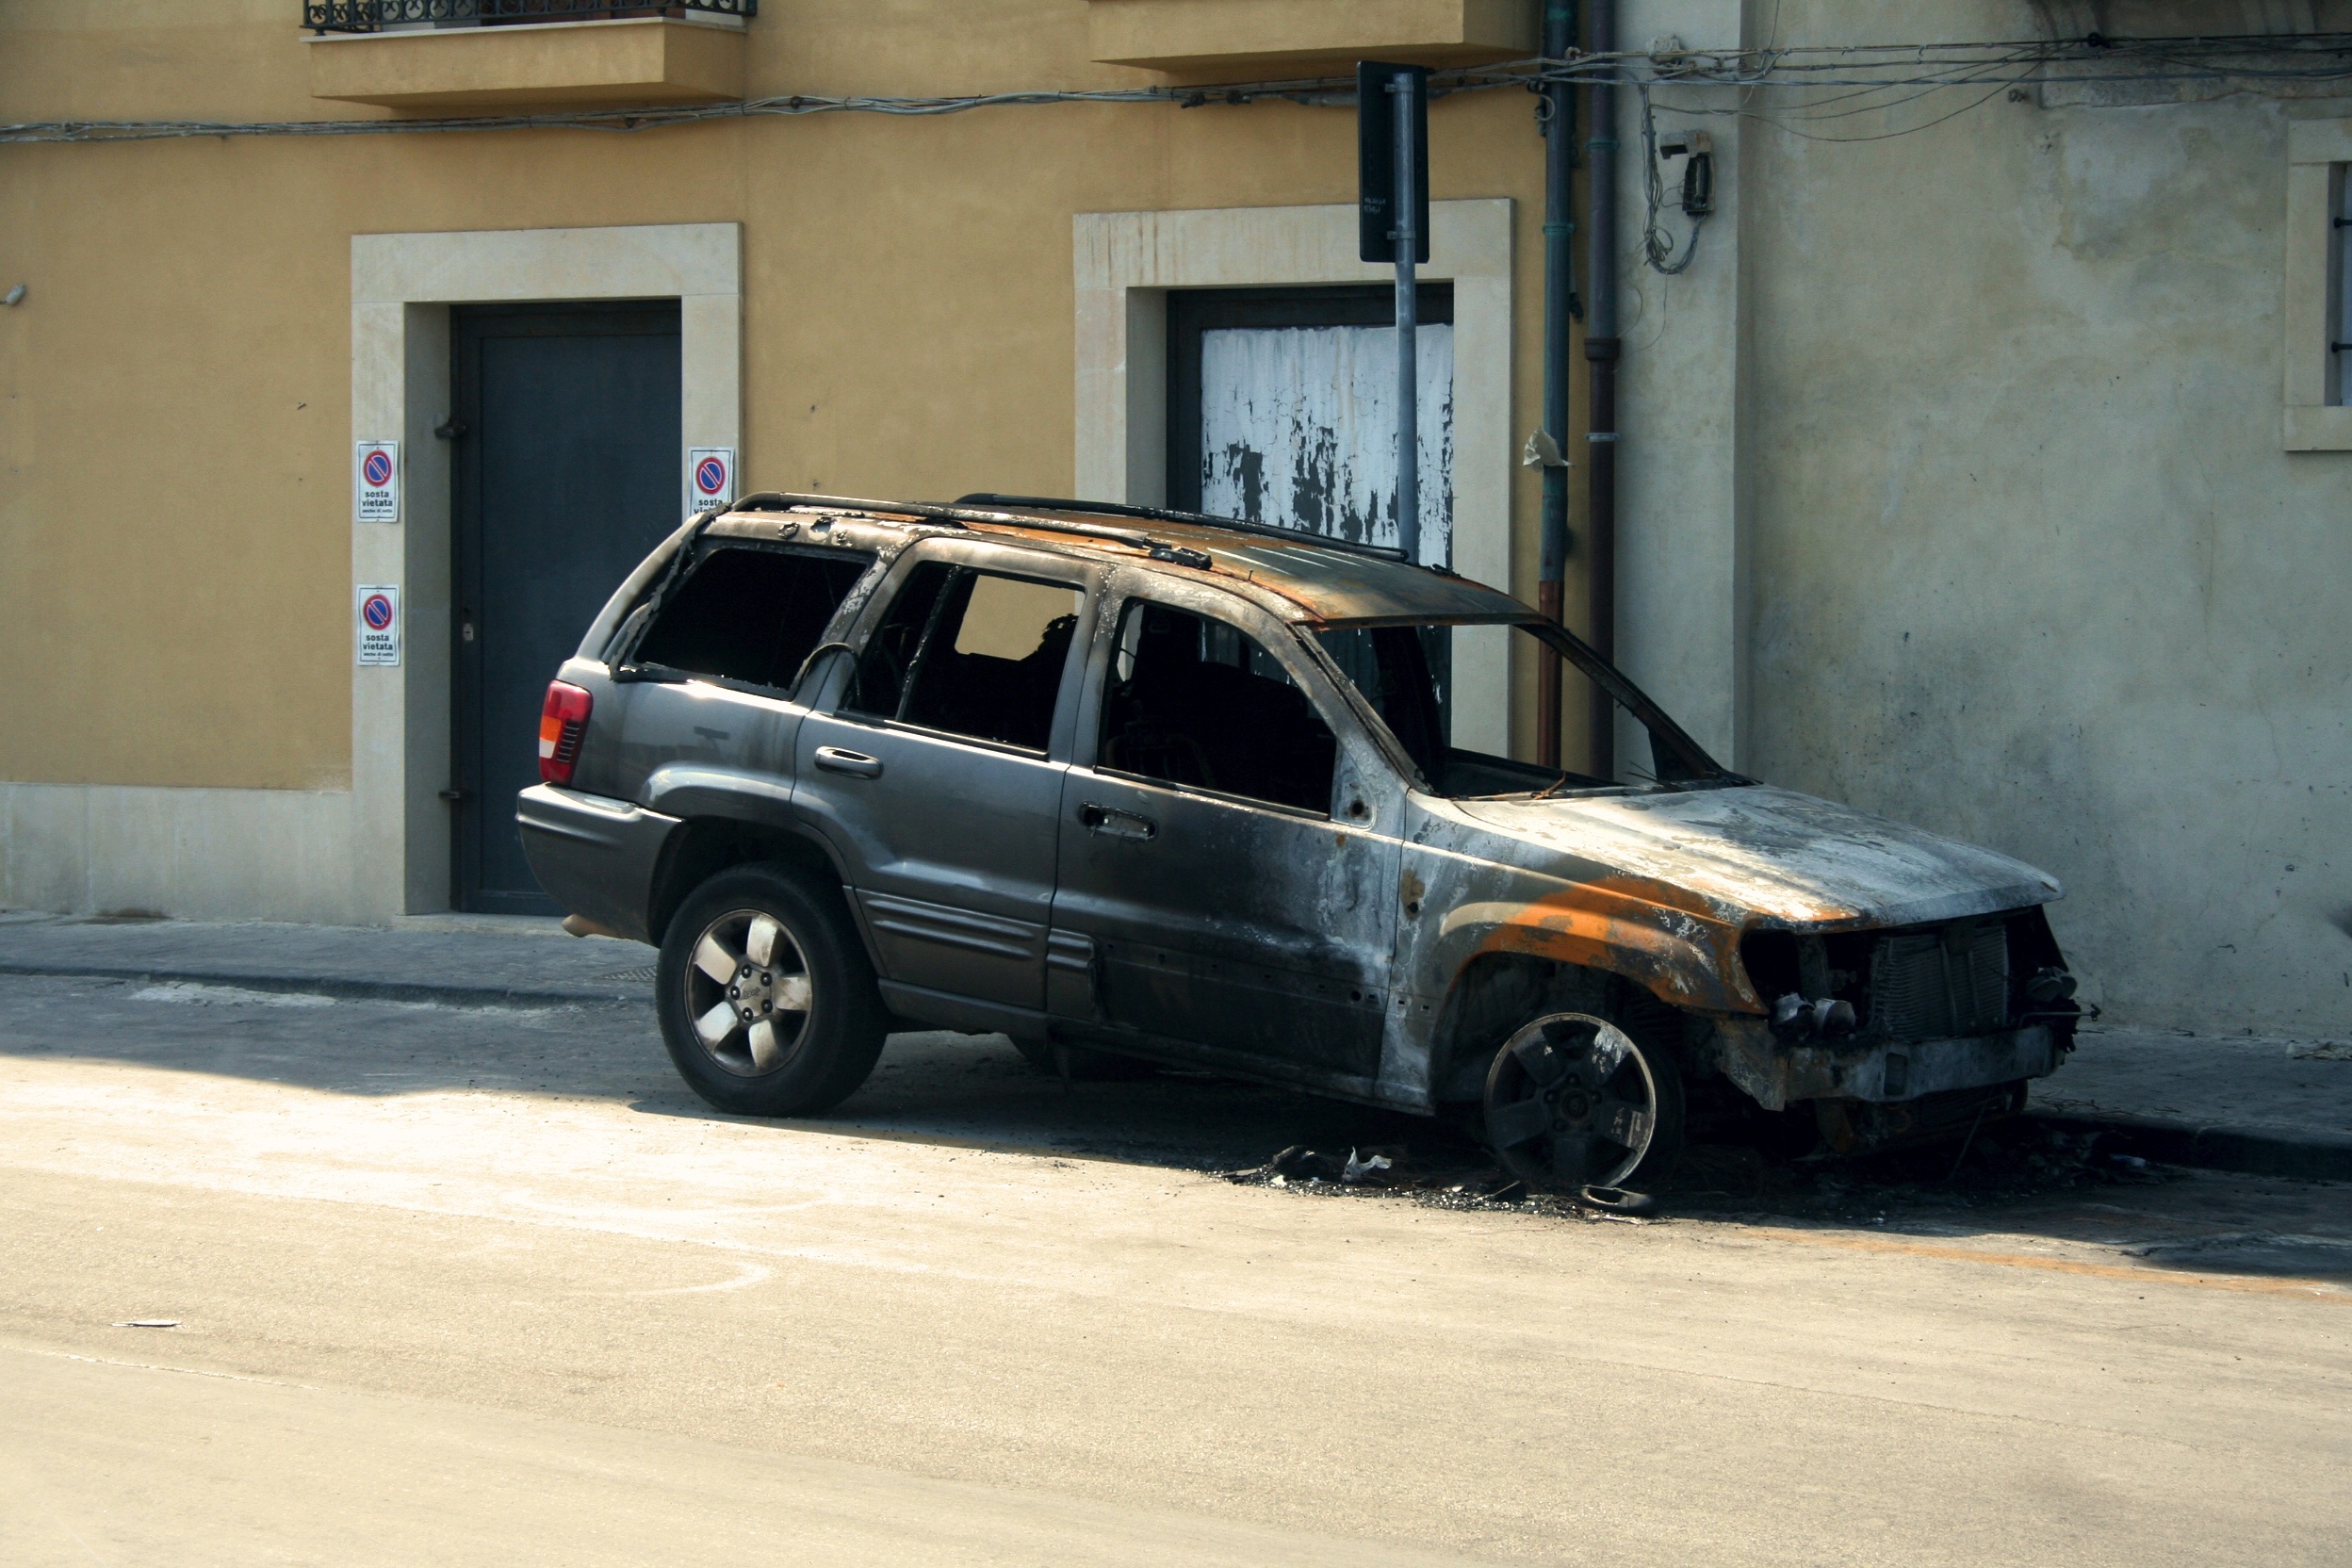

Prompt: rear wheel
[656,863,887,1118]
[1482,1012,1685,1192]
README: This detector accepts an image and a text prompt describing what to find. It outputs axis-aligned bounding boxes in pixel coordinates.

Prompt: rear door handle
[1080,802,1156,841]
[814,746,884,779]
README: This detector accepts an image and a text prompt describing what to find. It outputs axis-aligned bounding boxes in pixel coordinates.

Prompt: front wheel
[1482,1012,1685,1192]
[656,863,887,1118]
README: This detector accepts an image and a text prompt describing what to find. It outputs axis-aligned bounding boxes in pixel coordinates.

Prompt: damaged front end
[1708,906,2082,1151]
[1387,776,2081,1167]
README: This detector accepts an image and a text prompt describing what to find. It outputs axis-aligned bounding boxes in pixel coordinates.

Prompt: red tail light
[538,681,593,785]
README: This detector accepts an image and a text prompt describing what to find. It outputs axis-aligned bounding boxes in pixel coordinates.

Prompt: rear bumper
[1711,1019,2062,1112]
[515,784,679,944]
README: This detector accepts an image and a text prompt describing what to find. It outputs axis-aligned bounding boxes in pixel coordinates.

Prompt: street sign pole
[1391,73,1420,566]
[1360,61,1429,565]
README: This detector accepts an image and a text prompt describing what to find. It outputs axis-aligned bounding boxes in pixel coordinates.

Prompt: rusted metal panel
[1451,786,2062,932]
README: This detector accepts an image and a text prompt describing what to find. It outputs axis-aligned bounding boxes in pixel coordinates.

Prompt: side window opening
[1313,626,1449,783]
[849,562,1083,751]
[629,546,873,693]
[1101,599,1337,815]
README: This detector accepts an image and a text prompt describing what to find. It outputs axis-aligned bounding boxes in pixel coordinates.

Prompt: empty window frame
[1098,599,1338,814]
[849,562,1084,751]
[629,545,873,693]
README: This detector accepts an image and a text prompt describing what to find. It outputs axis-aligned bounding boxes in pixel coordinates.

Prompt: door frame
[350,223,740,920]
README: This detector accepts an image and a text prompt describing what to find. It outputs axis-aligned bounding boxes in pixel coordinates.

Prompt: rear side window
[631,547,872,693]
[849,562,1083,751]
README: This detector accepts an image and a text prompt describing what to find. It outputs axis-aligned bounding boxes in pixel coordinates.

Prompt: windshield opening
[1310,620,1731,798]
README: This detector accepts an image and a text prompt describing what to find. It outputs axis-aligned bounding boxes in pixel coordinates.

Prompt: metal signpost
[1359,62,1430,564]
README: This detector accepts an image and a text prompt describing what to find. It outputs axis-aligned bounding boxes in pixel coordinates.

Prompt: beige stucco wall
[1613,0,2352,1034]
[0,0,1570,917]
[8,3,2340,1035]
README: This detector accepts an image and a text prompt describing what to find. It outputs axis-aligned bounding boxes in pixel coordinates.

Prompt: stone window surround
[1073,199,1515,755]
[2283,121,2352,449]
[351,221,742,917]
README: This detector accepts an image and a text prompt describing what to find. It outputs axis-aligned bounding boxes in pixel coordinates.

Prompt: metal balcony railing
[305,0,754,32]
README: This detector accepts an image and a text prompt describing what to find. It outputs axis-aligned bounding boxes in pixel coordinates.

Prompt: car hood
[1451,783,2062,930]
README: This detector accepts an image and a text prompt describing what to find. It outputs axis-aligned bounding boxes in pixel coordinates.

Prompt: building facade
[2,0,2346,1036]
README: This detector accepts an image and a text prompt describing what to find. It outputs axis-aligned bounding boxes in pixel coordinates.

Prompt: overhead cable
[8,32,2352,145]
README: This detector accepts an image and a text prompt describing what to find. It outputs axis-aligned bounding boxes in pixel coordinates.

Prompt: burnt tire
[656,863,888,1118]
[1482,1012,1685,1192]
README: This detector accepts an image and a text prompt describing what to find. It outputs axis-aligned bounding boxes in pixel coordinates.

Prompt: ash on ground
[1223,1117,2177,1226]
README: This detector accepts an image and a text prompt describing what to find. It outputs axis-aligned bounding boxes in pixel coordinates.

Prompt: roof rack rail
[727,491,1212,570]
[956,493,1409,563]
[731,491,972,524]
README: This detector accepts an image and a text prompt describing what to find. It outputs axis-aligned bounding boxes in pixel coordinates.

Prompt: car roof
[706,492,1532,627]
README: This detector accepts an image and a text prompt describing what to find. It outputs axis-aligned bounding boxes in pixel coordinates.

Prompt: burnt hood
[1451,784,2063,931]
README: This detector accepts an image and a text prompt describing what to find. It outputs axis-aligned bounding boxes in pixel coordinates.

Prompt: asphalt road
[1,973,2345,1566]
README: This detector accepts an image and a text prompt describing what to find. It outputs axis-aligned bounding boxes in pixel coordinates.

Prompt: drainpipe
[1584,0,1620,778]
[1534,0,1576,769]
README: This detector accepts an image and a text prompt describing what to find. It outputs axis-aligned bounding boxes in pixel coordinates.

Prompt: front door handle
[1080,802,1156,841]
[814,745,884,779]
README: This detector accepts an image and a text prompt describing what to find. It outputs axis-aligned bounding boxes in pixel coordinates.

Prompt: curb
[2028,1110,2352,1184]
[0,962,649,1011]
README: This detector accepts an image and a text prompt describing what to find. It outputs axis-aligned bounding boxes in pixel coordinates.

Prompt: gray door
[792,547,1089,1012]
[452,302,681,913]
[1049,588,1394,1089]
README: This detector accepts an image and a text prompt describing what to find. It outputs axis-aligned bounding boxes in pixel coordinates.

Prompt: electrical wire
[8,32,2352,144]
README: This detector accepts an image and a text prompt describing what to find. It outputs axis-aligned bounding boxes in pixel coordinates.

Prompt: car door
[793,543,1091,1015]
[1047,577,1397,1093]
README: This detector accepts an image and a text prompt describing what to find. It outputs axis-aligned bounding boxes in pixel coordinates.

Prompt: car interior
[851,563,1080,752]
[1099,601,1338,813]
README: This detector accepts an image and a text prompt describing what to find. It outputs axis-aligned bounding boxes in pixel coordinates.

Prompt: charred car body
[521,493,2083,1188]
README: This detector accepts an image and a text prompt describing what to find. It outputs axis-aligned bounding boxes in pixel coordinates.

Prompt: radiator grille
[1867,922,2009,1039]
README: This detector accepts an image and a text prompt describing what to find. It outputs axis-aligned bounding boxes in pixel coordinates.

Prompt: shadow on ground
[4,972,2347,1282]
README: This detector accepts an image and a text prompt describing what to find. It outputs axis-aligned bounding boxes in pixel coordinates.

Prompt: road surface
[1,972,2344,1565]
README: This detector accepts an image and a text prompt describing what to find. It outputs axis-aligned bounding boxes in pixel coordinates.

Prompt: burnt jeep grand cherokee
[520,492,2082,1189]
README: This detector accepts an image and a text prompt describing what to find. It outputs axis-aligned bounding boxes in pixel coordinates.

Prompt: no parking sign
[354,584,400,666]
[686,447,734,514]
[354,440,400,524]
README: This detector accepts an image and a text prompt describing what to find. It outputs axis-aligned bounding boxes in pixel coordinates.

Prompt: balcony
[305,2,752,112]
[1087,0,1535,79]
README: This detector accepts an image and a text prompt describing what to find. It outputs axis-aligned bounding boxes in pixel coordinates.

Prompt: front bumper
[515,784,680,944]
[1710,1018,2061,1112]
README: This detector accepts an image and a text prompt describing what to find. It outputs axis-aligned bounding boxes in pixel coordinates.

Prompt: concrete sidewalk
[2,910,2346,1179]
[0,909,646,1006]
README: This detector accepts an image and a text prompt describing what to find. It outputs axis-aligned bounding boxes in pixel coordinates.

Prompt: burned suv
[520,493,2082,1189]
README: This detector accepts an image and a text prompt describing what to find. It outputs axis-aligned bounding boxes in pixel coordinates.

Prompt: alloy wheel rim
[682,907,814,1077]
[1483,1013,1659,1190]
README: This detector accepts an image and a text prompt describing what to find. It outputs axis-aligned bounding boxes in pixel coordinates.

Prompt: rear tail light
[538,681,593,785]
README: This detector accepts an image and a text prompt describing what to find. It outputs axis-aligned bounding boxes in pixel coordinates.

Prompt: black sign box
[1358,61,1431,265]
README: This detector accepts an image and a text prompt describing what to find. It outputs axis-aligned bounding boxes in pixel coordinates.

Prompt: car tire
[1481,1011,1686,1192]
[656,862,888,1118]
